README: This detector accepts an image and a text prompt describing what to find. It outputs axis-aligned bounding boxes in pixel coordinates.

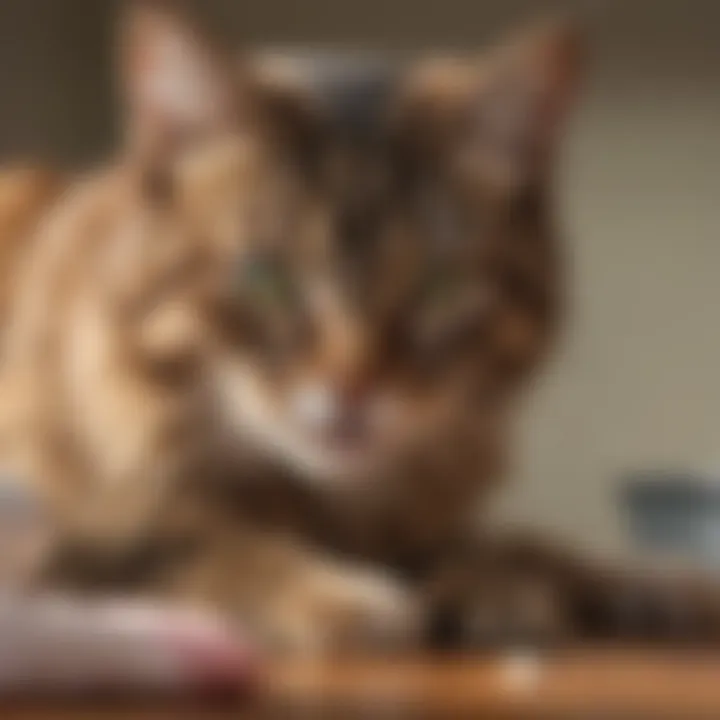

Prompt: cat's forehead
[252,51,403,139]
[186,53,485,287]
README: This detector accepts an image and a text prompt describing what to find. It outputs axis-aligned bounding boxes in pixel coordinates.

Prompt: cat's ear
[118,0,240,155]
[474,19,585,188]
[405,20,585,191]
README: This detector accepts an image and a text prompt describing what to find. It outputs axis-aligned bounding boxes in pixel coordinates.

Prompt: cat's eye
[413,269,492,348]
[236,254,295,307]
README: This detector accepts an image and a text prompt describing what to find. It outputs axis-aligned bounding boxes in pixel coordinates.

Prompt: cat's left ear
[118,0,243,157]
[406,20,585,191]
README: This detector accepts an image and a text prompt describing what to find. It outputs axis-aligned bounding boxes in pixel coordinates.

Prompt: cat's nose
[291,382,371,444]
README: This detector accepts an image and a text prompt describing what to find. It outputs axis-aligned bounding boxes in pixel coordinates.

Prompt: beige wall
[493,2,720,551]
[0,0,718,551]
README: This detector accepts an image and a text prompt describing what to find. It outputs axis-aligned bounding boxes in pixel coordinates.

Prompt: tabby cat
[0,1,716,656]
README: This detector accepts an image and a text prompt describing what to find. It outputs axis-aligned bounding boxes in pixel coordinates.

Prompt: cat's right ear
[118,0,242,159]
[402,20,585,193]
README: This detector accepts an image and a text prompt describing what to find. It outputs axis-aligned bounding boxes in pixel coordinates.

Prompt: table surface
[6,650,720,718]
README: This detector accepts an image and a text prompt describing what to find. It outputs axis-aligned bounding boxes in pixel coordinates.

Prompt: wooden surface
[6,651,720,718]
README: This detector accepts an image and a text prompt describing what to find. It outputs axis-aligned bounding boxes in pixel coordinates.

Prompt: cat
[0,0,716,657]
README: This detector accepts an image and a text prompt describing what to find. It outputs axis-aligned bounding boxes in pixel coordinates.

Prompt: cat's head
[114,1,583,482]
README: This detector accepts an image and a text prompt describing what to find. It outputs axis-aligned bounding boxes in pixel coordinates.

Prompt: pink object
[0,595,259,699]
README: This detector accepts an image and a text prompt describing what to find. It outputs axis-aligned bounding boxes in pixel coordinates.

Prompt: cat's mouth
[310,413,372,453]
[306,424,386,477]
[211,363,395,481]
[286,382,392,476]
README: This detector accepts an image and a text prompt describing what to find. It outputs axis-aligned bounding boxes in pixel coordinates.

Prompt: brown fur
[4,4,711,655]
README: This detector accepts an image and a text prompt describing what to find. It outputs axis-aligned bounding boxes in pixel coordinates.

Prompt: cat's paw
[268,563,421,656]
[424,548,567,650]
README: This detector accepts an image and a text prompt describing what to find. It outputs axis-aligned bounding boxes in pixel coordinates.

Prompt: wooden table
[5,651,720,718]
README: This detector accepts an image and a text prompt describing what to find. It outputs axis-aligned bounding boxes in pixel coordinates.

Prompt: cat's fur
[0,2,716,655]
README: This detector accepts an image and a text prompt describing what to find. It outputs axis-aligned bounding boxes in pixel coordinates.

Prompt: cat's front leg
[423,535,569,648]
[29,500,421,657]
[260,556,422,656]
[423,533,720,649]
[169,529,423,657]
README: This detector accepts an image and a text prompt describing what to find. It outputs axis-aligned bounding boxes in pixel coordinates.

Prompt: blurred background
[0,0,718,554]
